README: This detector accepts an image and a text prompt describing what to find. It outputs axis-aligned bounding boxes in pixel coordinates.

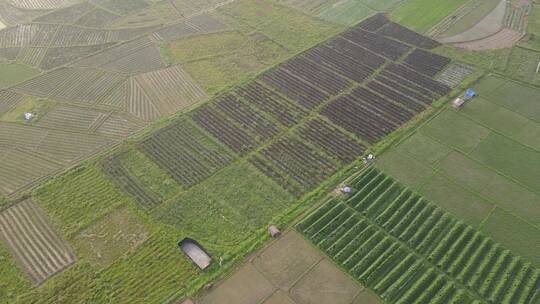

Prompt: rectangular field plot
[101,154,161,210]
[133,65,207,116]
[0,199,75,285]
[296,117,365,163]
[321,87,414,144]
[252,136,338,196]
[297,167,540,304]
[0,147,62,195]
[191,104,257,154]
[139,118,234,187]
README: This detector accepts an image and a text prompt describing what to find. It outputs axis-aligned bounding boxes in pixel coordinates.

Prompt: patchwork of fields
[0,3,464,302]
[1,0,540,303]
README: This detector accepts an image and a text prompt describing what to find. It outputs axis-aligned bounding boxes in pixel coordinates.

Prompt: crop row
[133,65,207,115]
[215,93,280,141]
[296,118,365,163]
[152,14,227,41]
[257,137,337,193]
[357,13,390,32]
[298,167,540,304]
[101,154,161,210]
[279,56,351,95]
[139,119,234,187]
[366,80,427,113]
[191,104,256,154]
[342,27,410,61]
[404,48,451,77]
[235,81,308,127]
[436,63,474,88]
[261,66,329,109]
[384,63,451,96]
[377,21,441,49]
[297,200,476,304]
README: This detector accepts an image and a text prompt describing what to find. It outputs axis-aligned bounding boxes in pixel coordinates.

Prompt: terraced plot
[298,168,540,304]
[0,199,75,285]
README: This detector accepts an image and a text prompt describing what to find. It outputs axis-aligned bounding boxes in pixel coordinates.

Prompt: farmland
[297,168,540,304]
[377,75,540,266]
[0,0,539,303]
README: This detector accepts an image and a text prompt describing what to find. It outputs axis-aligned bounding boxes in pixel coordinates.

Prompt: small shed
[179,238,212,270]
[268,225,281,238]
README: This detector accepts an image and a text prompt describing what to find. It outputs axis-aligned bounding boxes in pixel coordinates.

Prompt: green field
[2,0,540,303]
[0,242,31,302]
[153,161,295,246]
[390,0,469,32]
[0,63,40,89]
[375,76,540,266]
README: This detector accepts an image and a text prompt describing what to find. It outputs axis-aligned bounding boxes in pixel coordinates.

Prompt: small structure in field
[341,186,352,194]
[179,238,212,270]
[452,97,466,109]
[23,112,34,121]
[268,225,281,238]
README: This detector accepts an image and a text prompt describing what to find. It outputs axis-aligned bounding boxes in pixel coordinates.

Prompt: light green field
[182,35,289,94]
[471,133,540,193]
[433,45,511,72]
[0,63,40,89]
[33,164,130,239]
[0,242,32,302]
[317,1,375,26]
[219,0,343,51]
[390,0,469,32]
[520,4,540,50]
[375,76,540,267]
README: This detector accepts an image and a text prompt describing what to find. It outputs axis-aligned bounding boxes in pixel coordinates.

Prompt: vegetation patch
[73,207,149,268]
[0,63,39,89]
[390,0,469,33]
